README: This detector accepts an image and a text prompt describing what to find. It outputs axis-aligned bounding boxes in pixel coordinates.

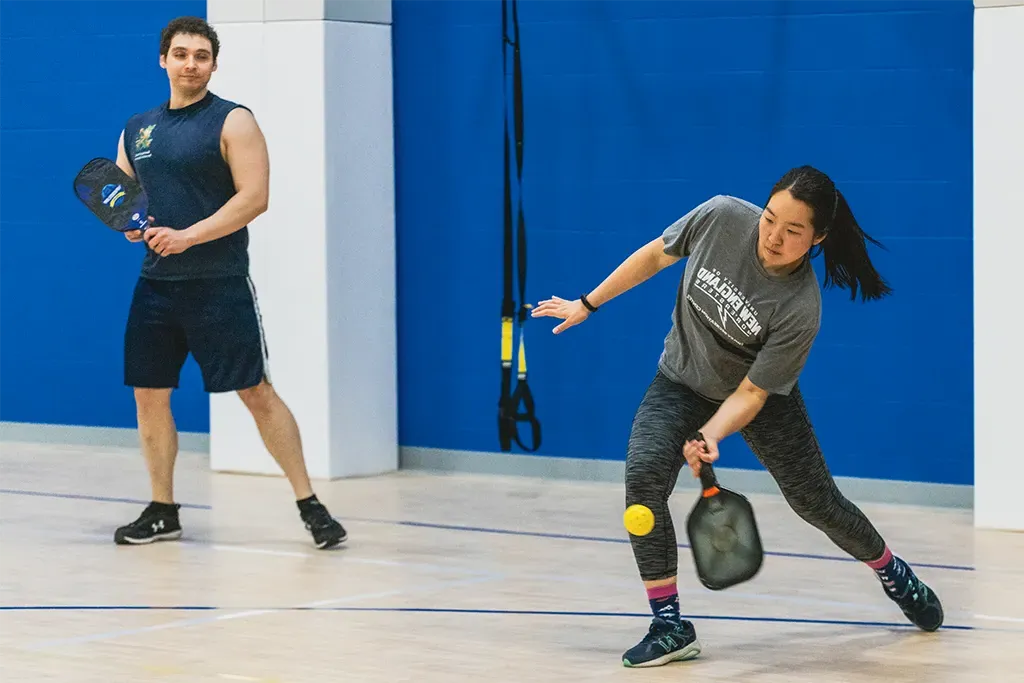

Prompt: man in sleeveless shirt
[112,16,347,549]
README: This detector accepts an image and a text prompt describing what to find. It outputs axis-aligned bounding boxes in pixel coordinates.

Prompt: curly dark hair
[160,16,220,61]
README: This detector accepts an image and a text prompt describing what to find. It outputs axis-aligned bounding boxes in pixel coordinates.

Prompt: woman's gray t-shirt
[657,195,822,400]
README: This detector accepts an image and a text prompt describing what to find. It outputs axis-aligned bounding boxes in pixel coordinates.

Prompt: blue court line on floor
[0,488,211,510]
[0,487,974,572]
[0,604,974,630]
[0,610,216,614]
[325,608,978,631]
[359,519,975,573]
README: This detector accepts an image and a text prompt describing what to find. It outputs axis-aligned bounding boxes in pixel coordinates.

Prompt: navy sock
[647,584,681,624]
[867,547,913,599]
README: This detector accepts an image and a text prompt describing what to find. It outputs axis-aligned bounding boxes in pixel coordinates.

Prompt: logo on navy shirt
[133,124,156,162]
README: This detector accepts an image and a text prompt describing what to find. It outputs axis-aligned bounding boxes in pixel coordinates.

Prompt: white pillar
[973,0,1024,530]
[207,0,397,479]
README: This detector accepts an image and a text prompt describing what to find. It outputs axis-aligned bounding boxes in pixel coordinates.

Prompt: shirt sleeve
[661,195,727,258]
[746,307,820,396]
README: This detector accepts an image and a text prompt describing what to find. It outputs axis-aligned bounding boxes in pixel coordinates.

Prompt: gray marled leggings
[624,370,885,581]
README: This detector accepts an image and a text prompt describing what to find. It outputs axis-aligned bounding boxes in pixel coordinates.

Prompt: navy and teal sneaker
[879,559,944,632]
[622,617,701,668]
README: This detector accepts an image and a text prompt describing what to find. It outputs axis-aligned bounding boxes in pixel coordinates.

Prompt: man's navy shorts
[124,275,270,393]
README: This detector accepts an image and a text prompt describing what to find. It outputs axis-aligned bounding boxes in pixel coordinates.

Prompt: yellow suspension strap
[498,0,540,453]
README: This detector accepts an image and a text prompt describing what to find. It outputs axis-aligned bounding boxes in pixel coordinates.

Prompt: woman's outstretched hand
[531,295,591,334]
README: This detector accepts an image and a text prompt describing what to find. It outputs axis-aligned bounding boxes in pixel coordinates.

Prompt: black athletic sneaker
[114,502,182,545]
[299,500,347,549]
[622,617,702,668]
[881,560,944,632]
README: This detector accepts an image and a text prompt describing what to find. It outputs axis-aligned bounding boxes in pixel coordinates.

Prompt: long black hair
[769,165,892,302]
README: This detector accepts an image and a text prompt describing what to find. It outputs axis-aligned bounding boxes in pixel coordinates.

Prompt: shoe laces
[132,503,175,526]
[901,576,927,607]
[301,503,335,529]
[642,618,687,650]
[884,566,926,606]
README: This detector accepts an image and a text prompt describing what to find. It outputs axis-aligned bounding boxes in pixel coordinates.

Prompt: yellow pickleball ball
[623,504,655,536]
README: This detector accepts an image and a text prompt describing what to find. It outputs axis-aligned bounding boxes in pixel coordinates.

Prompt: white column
[207,0,397,479]
[973,1,1024,530]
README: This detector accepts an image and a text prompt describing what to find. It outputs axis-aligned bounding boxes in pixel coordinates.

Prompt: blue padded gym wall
[0,0,973,486]
[392,0,973,485]
[0,0,209,433]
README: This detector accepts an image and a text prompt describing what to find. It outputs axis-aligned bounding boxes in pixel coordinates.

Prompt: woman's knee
[625,420,686,500]
[625,445,678,503]
[784,486,847,532]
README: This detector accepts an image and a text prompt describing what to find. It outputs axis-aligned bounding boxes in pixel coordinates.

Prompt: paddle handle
[699,462,719,495]
[692,430,720,495]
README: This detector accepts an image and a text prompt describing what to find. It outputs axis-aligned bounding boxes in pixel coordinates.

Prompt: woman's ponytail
[770,166,893,302]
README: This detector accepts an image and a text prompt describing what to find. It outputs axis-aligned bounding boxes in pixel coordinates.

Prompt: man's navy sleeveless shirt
[124,91,250,280]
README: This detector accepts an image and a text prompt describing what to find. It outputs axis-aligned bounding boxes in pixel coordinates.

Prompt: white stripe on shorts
[245,276,271,384]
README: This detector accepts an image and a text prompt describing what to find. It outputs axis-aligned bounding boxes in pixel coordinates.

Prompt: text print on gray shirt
[690,266,764,345]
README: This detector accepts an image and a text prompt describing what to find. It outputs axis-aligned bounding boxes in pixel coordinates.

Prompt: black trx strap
[498,0,541,453]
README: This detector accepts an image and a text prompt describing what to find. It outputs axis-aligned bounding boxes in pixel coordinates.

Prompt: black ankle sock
[149,501,179,515]
[296,494,321,515]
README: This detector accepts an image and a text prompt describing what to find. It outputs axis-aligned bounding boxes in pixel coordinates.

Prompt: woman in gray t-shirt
[533,165,943,668]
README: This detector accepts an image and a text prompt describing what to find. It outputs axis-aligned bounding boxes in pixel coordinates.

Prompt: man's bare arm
[182,107,270,246]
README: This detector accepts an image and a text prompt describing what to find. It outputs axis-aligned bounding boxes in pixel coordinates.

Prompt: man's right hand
[124,215,155,243]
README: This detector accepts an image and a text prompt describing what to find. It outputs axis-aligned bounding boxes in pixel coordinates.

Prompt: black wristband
[580,293,599,312]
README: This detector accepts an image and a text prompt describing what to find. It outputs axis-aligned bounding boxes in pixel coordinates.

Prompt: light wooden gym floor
[1,441,1022,682]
